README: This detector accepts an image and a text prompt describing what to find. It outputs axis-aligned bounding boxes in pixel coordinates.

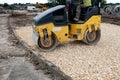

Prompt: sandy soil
[0,57,51,80]
[15,23,120,80]
[0,16,51,80]
[0,16,25,57]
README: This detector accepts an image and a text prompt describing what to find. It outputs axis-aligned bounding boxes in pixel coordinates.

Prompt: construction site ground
[0,13,120,80]
[9,14,120,80]
[0,15,52,80]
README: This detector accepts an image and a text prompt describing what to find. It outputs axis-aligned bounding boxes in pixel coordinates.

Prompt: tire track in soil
[0,15,54,80]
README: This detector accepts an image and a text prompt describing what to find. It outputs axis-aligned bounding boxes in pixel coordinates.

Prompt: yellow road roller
[32,0,102,51]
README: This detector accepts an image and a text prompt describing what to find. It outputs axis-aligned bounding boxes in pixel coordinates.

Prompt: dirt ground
[10,15,120,80]
[102,15,120,25]
[0,57,52,80]
[11,15,34,27]
[0,15,51,80]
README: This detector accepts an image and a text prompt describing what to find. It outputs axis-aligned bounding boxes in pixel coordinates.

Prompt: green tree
[9,5,15,10]
[48,0,65,6]
[3,3,9,7]
[101,0,107,8]
[44,3,53,7]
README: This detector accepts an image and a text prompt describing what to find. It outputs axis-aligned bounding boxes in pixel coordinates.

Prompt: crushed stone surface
[15,23,120,80]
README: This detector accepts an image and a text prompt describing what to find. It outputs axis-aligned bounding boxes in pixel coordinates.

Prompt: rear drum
[83,29,101,45]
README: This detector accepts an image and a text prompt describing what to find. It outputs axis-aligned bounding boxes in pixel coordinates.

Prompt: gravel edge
[8,16,72,80]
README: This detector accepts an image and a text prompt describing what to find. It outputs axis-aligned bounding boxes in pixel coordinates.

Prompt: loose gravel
[15,23,120,80]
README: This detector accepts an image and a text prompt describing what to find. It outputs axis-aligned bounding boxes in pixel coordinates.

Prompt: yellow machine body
[35,15,101,43]
[32,2,102,51]
[69,15,101,40]
[35,23,69,43]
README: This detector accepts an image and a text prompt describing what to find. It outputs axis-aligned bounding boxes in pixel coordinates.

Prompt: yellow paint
[35,23,69,43]
[34,15,101,43]
[69,15,101,40]
[36,23,54,38]
[53,26,69,42]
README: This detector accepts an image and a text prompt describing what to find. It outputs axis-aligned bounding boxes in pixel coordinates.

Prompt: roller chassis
[32,0,102,51]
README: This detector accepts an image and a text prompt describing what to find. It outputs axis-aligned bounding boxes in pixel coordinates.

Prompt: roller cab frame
[32,0,102,51]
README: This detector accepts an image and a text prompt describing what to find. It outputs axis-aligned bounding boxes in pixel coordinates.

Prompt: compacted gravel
[15,23,120,80]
